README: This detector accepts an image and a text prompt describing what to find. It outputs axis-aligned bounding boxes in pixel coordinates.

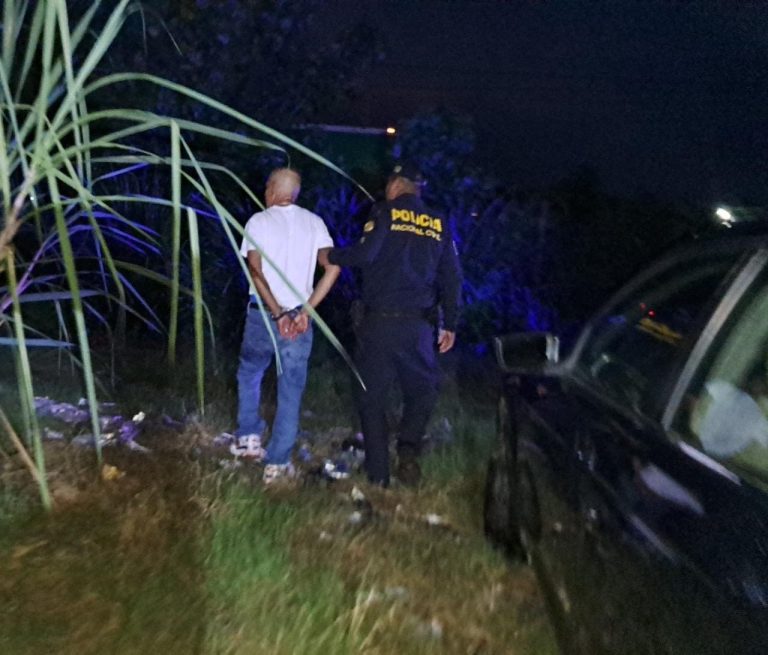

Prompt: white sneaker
[229,434,266,461]
[263,463,296,485]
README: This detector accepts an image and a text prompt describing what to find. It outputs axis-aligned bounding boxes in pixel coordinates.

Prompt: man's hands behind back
[277,309,310,340]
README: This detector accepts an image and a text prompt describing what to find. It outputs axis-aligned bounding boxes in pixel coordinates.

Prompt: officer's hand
[438,329,456,354]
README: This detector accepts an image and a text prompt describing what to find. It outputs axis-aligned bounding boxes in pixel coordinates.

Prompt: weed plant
[0,0,362,507]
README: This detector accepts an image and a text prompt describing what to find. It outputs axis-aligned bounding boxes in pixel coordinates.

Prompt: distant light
[385,126,397,135]
[715,207,732,221]
[715,207,734,227]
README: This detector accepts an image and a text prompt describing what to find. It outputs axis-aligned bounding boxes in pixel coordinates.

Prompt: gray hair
[267,168,301,202]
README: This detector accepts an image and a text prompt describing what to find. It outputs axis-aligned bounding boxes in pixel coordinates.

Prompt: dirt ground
[0,411,556,655]
[0,429,212,654]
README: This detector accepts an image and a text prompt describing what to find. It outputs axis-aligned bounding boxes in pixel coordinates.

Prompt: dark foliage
[58,4,714,353]
[389,113,712,346]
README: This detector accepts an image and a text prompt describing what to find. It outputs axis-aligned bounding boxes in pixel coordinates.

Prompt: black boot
[396,453,422,487]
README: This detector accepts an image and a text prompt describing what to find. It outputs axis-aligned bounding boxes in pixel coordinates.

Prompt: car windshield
[577,254,739,416]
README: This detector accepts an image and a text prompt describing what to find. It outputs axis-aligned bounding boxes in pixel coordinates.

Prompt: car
[484,230,768,655]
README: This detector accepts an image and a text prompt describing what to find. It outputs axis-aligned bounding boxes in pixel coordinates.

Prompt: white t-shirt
[240,204,333,307]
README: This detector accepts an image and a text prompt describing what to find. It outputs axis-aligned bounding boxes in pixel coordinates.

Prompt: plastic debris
[42,428,65,441]
[351,485,366,503]
[323,458,351,480]
[341,433,365,460]
[424,513,445,526]
[124,440,151,453]
[318,434,366,482]
[101,464,125,481]
[99,415,124,431]
[161,414,185,431]
[118,420,141,443]
[70,433,117,449]
[348,510,363,524]
[34,397,89,424]
[35,396,148,451]
[319,530,332,541]
[78,398,117,412]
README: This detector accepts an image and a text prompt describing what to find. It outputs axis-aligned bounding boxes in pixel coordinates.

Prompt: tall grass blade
[0,48,33,192]
[4,248,50,509]
[45,126,130,341]
[0,0,373,476]
[0,405,49,509]
[48,0,131,139]
[33,0,57,156]
[168,121,181,365]
[187,208,204,414]
[0,99,11,214]
[46,170,102,462]
[84,73,374,200]
[0,337,71,347]
[1,0,14,81]
[14,0,44,103]
[53,0,85,180]
[175,135,279,367]
[1,0,19,81]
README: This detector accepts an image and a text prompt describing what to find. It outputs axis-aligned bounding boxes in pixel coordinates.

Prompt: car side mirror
[494,332,560,372]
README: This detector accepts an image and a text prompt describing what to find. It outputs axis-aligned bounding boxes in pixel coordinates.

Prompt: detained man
[233,168,340,484]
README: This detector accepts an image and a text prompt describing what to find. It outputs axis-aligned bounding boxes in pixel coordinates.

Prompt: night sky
[312,1,768,206]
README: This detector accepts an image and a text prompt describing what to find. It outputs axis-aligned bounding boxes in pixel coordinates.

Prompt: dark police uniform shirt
[327,193,462,330]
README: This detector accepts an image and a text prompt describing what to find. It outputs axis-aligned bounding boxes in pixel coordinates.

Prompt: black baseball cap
[389,162,424,185]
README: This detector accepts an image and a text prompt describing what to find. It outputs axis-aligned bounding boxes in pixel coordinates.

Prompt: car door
[516,375,596,636]
[661,259,768,649]
[560,247,764,654]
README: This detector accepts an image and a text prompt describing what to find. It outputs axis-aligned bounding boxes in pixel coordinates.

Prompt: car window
[578,255,738,416]
[674,273,768,484]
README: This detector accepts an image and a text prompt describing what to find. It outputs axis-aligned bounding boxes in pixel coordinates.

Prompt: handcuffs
[270,305,304,322]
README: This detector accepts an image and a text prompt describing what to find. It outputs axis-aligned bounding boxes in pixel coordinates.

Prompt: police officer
[326,163,462,487]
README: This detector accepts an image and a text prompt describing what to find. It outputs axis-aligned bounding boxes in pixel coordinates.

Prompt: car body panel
[490,234,768,654]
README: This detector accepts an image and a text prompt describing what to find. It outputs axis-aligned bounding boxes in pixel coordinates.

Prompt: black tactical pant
[355,315,440,486]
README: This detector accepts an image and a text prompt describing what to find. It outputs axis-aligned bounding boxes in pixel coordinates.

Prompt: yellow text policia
[390,208,443,241]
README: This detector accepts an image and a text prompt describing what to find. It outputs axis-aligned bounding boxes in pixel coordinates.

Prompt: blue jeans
[236,307,313,464]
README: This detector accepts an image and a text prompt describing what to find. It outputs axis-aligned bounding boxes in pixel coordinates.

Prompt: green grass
[201,467,556,655]
[204,485,365,655]
[0,349,557,654]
